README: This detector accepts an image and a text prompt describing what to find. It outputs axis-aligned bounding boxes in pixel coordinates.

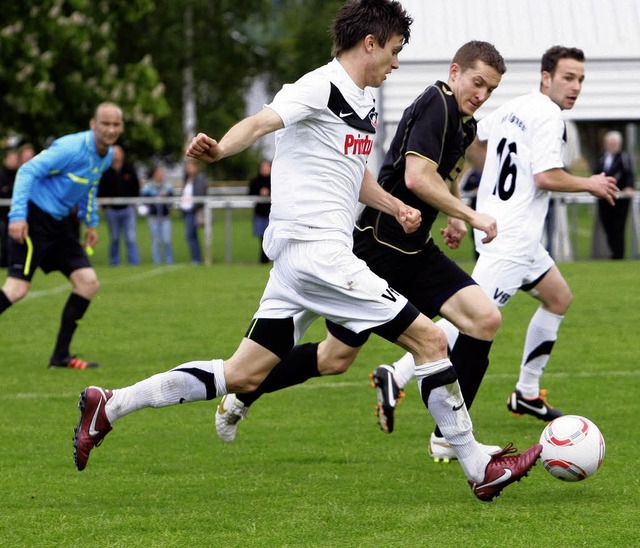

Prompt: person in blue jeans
[248,159,272,263]
[179,159,208,264]
[141,165,174,265]
[98,145,141,266]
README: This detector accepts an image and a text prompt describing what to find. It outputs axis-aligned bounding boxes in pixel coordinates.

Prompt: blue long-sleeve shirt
[9,130,113,228]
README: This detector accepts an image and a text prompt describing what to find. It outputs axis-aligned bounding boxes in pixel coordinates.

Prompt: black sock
[238,342,320,407]
[51,293,91,362]
[433,334,492,438]
[0,290,12,314]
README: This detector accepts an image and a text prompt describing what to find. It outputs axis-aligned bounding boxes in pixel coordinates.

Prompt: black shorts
[353,230,476,320]
[7,201,90,281]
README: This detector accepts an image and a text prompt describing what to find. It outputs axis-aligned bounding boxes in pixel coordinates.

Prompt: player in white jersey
[73,1,542,501]
[384,46,618,428]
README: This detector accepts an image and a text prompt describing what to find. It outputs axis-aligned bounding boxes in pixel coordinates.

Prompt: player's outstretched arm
[535,168,618,206]
[186,108,284,164]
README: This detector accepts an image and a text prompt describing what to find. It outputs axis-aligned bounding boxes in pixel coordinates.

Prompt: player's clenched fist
[186,133,220,164]
[398,206,421,234]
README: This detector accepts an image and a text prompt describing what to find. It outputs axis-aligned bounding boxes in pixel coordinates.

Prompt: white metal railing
[2,191,639,263]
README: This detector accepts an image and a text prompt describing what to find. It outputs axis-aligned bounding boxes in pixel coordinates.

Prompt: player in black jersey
[221,41,515,463]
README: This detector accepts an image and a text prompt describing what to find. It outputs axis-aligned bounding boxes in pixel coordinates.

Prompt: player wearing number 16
[440,46,618,419]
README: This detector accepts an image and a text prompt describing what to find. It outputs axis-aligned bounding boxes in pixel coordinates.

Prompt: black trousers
[598,198,630,259]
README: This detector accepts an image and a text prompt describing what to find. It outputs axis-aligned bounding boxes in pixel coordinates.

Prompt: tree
[0,0,170,154]
[114,0,278,176]
[1,0,349,179]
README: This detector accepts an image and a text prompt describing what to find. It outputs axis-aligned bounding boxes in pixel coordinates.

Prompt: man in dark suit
[594,130,636,259]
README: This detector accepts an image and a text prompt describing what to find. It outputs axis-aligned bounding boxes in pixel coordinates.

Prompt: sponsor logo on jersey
[344,134,373,156]
[369,111,378,130]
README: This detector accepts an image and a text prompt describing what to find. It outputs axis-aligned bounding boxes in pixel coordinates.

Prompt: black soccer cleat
[507,389,563,421]
[370,365,404,434]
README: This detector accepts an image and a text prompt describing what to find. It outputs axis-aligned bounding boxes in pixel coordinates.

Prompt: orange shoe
[49,355,99,369]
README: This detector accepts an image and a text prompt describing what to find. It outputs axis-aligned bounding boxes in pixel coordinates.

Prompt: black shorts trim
[520,268,552,292]
[326,320,370,348]
[325,300,421,348]
[245,317,295,359]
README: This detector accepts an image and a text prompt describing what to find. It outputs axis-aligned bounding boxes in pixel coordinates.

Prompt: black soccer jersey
[356,81,476,253]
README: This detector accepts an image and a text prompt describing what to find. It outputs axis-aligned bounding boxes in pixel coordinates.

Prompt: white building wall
[373,0,640,170]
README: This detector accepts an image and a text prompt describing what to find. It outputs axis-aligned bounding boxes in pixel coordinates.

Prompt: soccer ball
[539,415,605,481]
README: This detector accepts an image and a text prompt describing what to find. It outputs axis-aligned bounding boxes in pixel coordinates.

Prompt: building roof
[370,0,640,171]
[401,0,640,62]
[377,0,640,129]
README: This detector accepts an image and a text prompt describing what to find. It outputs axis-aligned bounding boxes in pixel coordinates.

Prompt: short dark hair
[541,46,585,75]
[331,0,413,57]
[452,40,506,75]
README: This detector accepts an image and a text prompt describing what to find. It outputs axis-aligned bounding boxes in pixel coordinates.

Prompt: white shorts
[255,239,409,339]
[471,243,555,308]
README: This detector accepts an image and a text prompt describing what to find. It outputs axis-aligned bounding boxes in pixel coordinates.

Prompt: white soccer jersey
[263,59,378,256]
[474,90,566,262]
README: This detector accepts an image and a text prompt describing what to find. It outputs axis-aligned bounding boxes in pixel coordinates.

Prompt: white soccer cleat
[428,432,502,463]
[215,394,248,443]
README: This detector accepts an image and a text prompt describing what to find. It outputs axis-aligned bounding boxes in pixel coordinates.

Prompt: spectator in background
[141,165,174,265]
[97,145,141,266]
[248,159,272,264]
[179,159,208,264]
[17,143,35,166]
[594,130,636,259]
[0,149,19,267]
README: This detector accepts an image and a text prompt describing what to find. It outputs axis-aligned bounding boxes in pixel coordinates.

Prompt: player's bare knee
[2,279,29,302]
[319,355,353,375]
[559,289,573,313]
[229,373,263,393]
[432,326,449,355]
[316,336,358,375]
[403,320,448,361]
[317,349,356,375]
[480,306,501,339]
[544,288,572,315]
[75,277,100,298]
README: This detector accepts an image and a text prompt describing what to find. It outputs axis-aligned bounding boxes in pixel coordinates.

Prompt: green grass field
[1,213,639,546]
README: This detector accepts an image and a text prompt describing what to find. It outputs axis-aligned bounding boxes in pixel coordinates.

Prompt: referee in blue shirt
[0,102,124,369]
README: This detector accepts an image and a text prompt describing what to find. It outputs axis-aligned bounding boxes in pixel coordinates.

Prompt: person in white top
[386,46,618,427]
[72,0,542,501]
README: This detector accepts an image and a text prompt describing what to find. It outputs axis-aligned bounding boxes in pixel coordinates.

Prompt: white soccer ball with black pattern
[539,415,605,481]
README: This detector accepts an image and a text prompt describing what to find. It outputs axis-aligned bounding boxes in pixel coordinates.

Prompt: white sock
[415,359,490,482]
[106,359,226,423]
[516,307,564,398]
[389,352,415,389]
[435,317,460,350]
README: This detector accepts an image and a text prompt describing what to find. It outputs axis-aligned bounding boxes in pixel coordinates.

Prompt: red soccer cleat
[469,443,542,502]
[73,386,113,471]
